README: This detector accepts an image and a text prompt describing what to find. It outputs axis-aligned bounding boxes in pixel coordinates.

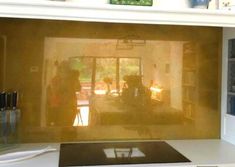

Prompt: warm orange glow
[95,89,120,96]
[94,90,106,95]
[150,86,162,93]
[150,85,163,101]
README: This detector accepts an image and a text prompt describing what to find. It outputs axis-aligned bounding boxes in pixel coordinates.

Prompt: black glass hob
[59,141,190,167]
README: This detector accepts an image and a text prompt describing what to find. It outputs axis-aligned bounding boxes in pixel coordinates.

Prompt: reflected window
[0,19,221,143]
[95,58,116,95]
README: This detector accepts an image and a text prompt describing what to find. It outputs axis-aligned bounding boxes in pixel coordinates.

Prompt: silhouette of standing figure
[47,60,81,127]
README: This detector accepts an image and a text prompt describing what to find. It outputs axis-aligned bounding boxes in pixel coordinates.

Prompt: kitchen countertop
[0,139,235,167]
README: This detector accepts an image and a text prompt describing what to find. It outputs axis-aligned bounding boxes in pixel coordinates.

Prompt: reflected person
[47,61,81,127]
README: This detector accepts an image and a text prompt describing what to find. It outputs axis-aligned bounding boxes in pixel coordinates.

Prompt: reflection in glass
[0,19,221,143]
[95,58,116,95]
[46,60,81,127]
[103,147,145,159]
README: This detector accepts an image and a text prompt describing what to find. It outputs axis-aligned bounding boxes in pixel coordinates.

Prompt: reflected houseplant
[103,77,113,95]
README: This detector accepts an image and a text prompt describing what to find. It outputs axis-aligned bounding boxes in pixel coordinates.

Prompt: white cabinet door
[222,28,235,145]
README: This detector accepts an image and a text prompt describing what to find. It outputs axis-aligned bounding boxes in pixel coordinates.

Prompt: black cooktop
[59,141,190,167]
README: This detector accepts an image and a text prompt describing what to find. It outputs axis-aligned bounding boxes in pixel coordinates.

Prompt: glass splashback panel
[0,18,221,143]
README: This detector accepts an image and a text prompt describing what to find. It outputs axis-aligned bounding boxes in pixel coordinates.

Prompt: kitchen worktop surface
[0,139,235,167]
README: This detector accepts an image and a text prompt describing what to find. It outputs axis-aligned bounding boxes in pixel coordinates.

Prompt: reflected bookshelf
[182,42,198,121]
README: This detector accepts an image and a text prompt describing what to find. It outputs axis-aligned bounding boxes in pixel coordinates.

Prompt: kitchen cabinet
[0,1,232,137]
[0,0,235,27]
[1,0,232,144]
[222,28,235,145]
[0,1,235,166]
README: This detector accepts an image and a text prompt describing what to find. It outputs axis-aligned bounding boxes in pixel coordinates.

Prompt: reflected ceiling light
[116,35,146,50]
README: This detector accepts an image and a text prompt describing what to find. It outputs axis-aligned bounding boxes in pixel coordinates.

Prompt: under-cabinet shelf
[1,0,235,27]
